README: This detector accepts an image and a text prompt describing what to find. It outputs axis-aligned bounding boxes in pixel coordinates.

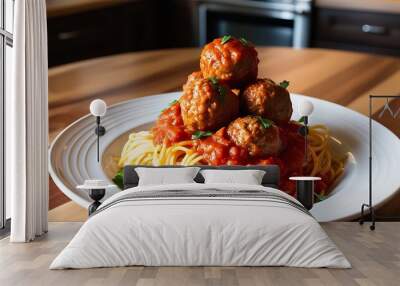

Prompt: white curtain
[8,0,48,242]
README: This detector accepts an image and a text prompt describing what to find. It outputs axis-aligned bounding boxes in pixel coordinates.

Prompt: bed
[50,165,350,269]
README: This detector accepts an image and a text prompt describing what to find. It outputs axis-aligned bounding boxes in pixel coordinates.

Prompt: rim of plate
[49,92,400,221]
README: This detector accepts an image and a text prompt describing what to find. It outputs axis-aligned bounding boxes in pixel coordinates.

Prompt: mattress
[50,183,350,269]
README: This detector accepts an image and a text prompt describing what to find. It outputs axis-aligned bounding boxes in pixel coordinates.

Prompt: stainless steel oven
[196,0,312,48]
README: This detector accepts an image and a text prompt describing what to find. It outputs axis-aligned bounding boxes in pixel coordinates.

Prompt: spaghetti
[118,131,204,167]
[306,125,346,196]
[117,124,346,197]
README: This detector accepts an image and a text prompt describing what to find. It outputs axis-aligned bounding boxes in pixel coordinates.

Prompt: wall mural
[48,36,400,223]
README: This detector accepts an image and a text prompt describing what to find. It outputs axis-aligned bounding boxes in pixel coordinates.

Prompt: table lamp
[90,99,107,162]
[290,100,319,210]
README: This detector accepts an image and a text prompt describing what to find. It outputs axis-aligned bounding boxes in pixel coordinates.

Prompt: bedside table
[77,180,115,216]
[289,176,321,210]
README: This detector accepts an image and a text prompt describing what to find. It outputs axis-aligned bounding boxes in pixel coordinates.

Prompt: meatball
[241,78,293,123]
[200,36,259,88]
[227,116,282,157]
[186,70,203,83]
[180,73,239,132]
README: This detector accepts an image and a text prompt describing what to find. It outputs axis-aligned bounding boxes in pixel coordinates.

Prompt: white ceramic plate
[49,92,400,221]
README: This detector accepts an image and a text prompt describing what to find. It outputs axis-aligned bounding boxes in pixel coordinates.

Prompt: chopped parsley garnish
[239,37,248,46]
[169,99,178,106]
[209,76,218,85]
[160,99,179,113]
[315,193,327,202]
[257,116,272,129]
[208,77,228,99]
[112,169,124,189]
[298,116,306,123]
[192,130,213,140]
[218,85,228,97]
[221,35,232,44]
[279,80,290,89]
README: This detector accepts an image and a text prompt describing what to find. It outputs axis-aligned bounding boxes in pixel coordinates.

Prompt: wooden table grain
[46,0,133,17]
[48,47,400,217]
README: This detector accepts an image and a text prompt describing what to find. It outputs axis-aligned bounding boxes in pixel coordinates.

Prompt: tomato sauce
[194,122,309,196]
[195,127,248,166]
[153,105,327,197]
[152,103,190,146]
[256,123,305,196]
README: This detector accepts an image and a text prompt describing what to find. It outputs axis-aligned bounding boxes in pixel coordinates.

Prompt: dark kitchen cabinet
[155,0,198,49]
[47,1,157,67]
[312,8,400,57]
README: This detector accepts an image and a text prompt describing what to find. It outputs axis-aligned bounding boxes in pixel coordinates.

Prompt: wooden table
[46,0,133,17]
[48,47,400,217]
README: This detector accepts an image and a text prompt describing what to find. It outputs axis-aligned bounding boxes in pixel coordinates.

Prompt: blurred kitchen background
[47,0,400,68]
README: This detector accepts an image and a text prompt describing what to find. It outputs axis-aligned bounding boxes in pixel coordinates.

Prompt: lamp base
[298,125,308,136]
[359,203,376,231]
[296,180,314,210]
[95,125,106,136]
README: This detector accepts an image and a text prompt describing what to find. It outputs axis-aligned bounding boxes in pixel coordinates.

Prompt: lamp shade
[90,99,107,117]
[298,100,314,117]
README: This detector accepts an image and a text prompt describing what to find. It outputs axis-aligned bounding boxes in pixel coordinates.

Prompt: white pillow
[135,167,200,186]
[200,169,266,185]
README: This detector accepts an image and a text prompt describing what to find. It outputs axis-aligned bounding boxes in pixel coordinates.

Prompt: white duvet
[50,183,350,269]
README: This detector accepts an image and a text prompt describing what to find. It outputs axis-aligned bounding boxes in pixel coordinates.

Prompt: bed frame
[123,165,280,190]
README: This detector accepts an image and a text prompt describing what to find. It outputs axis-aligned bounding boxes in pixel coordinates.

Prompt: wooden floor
[1,222,399,286]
